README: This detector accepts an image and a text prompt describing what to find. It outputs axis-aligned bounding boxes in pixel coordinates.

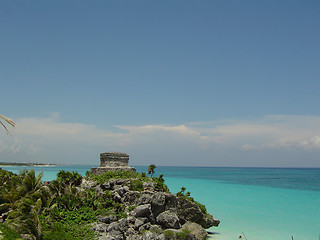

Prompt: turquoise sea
[2,165,319,240]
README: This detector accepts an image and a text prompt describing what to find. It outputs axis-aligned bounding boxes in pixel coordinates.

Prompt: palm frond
[0,115,16,134]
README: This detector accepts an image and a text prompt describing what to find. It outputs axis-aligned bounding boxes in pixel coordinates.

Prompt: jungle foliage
[0,165,170,239]
[0,168,100,239]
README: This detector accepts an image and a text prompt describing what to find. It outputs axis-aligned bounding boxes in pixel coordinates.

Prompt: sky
[1,0,320,167]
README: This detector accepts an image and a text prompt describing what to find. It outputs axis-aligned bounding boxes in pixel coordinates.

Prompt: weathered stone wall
[90,166,136,175]
[100,152,129,167]
[90,152,136,175]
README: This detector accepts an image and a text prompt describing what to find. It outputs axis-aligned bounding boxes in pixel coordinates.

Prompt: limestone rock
[181,221,208,240]
[156,210,181,229]
[91,222,108,233]
[173,196,220,228]
[151,192,166,217]
[98,215,117,224]
[130,204,152,218]
[135,192,152,206]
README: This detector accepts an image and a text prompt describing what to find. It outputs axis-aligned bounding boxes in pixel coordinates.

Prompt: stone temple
[90,152,136,175]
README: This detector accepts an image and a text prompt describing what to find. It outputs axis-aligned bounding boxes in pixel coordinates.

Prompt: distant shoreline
[0,162,57,167]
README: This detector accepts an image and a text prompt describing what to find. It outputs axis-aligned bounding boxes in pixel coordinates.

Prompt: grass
[86,170,150,184]
[0,223,21,240]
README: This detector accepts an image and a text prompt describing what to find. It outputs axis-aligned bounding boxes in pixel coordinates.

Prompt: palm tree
[0,115,15,133]
[148,164,156,177]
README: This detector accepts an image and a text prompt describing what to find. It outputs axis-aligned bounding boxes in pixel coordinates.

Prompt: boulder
[122,191,141,204]
[133,218,144,230]
[130,204,152,218]
[135,193,152,206]
[181,221,208,240]
[173,196,220,228]
[98,215,117,224]
[151,192,166,217]
[138,222,151,232]
[114,186,130,197]
[156,210,181,229]
[113,192,122,203]
[91,222,108,233]
[107,221,127,239]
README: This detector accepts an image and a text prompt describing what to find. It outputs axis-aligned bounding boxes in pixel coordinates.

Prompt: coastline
[1,165,319,240]
[0,166,218,239]
[0,163,57,167]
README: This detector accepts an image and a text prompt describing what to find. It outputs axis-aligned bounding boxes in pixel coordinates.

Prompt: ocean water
[1,165,319,240]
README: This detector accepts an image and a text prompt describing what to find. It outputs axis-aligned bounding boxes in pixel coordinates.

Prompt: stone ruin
[90,152,136,175]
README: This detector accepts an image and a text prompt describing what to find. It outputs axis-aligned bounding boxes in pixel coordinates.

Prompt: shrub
[43,222,76,240]
[176,229,191,239]
[57,170,82,186]
[127,205,136,211]
[164,229,175,239]
[129,179,144,191]
[43,222,96,240]
[86,170,148,184]
[153,175,169,192]
[57,206,97,225]
[164,229,191,240]
[0,223,21,240]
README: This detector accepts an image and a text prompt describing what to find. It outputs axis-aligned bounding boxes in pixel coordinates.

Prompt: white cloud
[1,114,320,167]
[241,144,257,150]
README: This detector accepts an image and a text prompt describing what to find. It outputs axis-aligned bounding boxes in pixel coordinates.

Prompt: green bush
[43,221,96,240]
[129,179,144,191]
[57,170,82,186]
[86,170,149,184]
[65,224,96,240]
[0,223,21,240]
[153,175,169,192]
[59,206,97,225]
[176,229,191,239]
[164,229,175,239]
[164,229,191,240]
[43,222,76,240]
[127,205,136,211]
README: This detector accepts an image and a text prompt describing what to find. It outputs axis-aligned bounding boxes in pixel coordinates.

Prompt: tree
[0,115,15,134]
[148,164,156,177]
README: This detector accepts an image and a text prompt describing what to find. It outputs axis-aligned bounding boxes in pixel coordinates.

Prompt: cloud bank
[1,114,320,167]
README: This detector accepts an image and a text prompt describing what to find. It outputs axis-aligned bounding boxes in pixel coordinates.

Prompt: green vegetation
[147,164,156,177]
[86,170,149,184]
[0,168,99,239]
[176,229,191,239]
[56,170,82,186]
[0,223,21,239]
[164,229,191,239]
[0,168,171,239]
[129,179,144,191]
[0,166,208,239]
[153,174,169,192]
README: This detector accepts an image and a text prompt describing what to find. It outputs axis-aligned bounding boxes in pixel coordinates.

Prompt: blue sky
[1,1,320,167]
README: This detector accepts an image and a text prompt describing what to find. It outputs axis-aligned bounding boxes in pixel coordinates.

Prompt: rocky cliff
[82,175,220,240]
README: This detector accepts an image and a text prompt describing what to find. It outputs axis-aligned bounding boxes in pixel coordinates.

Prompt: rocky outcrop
[83,177,220,240]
